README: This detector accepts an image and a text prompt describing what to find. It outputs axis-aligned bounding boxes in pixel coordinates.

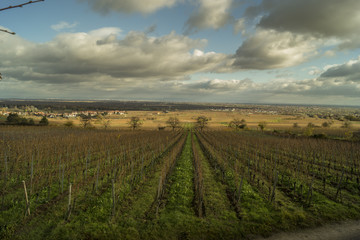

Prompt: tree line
[2,113,48,126]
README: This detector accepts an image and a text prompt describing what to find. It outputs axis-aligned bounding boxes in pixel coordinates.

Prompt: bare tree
[1,0,45,35]
[96,114,111,129]
[1,0,45,78]
[166,117,180,131]
[258,121,267,131]
[229,118,247,130]
[196,116,209,131]
[80,114,93,128]
[0,1,45,12]
[128,116,143,130]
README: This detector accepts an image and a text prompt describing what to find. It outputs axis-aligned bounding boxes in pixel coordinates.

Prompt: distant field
[48,110,360,132]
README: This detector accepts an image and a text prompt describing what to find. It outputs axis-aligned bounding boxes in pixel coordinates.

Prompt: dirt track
[255,220,360,240]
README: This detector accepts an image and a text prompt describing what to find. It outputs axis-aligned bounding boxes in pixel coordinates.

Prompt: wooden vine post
[112,179,115,217]
[66,183,72,220]
[22,180,30,216]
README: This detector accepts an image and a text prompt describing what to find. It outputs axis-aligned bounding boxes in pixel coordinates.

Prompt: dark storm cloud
[256,0,360,40]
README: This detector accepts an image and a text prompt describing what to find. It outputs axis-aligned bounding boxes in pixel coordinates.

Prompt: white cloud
[185,0,233,33]
[323,50,336,57]
[81,0,179,14]
[232,29,320,69]
[233,18,246,35]
[180,73,360,104]
[0,28,227,85]
[308,67,322,76]
[51,21,78,31]
[188,78,255,93]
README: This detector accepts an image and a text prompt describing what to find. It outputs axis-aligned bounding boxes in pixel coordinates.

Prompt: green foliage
[307,122,316,128]
[304,125,314,136]
[64,120,74,127]
[322,121,332,128]
[229,118,247,130]
[344,115,360,121]
[164,133,194,214]
[258,121,267,131]
[312,133,328,139]
[5,113,36,126]
[342,120,352,129]
[39,116,49,126]
[6,113,21,124]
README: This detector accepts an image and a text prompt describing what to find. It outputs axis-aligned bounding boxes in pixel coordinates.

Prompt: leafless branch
[0,29,15,35]
[0,0,44,12]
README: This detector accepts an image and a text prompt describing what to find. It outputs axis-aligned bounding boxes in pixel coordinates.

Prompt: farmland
[1,104,360,239]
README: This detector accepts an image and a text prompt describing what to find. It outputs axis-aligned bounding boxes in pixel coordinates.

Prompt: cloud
[320,57,360,82]
[80,0,179,14]
[233,18,246,35]
[246,0,360,49]
[188,78,255,93]
[51,21,78,31]
[227,0,360,71]
[232,29,320,69]
[0,27,227,85]
[185,0,233,33]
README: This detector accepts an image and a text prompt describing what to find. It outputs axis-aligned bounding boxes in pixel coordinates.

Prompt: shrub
[39,116,49,126]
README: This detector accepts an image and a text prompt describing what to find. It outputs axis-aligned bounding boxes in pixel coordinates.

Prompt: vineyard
[1,126,360,239]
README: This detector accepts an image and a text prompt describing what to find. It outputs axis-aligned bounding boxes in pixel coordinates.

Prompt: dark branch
[0,29,15,35]
[0,0,44,12]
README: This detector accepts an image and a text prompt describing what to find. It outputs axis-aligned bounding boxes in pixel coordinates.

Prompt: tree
[342,120,352,129]
[229,118,247,130]
[79,114,92,128]
[1,0,45,35]
[39,116,49,126]
[322,121,332,128]
[64,120,74,128]
[96,114,111,129]
[304,125,314,137]
[258,121,267,131]
[128,116,142,130]
[1,0,45,78]
[307,122,316,128]
[20,117,29,125]
[196,116,209,131]
[293,122,299,128]
[6,113,21,124]
[166,117,180,131]
[28,118,35,126]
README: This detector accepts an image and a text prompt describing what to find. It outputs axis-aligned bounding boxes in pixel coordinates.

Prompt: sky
[1,0,360,106]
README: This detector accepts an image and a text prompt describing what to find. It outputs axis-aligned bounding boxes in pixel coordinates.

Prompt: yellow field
[47,110,360,133]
